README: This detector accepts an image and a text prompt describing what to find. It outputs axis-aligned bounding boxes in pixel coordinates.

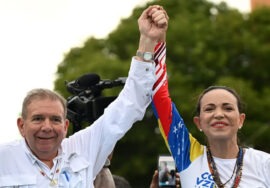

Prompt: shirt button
[146,93,150,97]
[145,68,149,71]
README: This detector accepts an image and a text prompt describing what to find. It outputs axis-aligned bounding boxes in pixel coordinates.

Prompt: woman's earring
[199,129,203,132]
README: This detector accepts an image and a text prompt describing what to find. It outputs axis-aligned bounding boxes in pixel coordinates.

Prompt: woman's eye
[225,107,233,111]
[204,107,213,112]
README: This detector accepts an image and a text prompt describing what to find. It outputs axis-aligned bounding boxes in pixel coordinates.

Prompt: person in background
[150,170,180,188]
[151,7,270,188]
[168,169,176,186]
[94,158,115,188]
[113,174,132,188]
[0,5,168,187]
[158,161,170,184]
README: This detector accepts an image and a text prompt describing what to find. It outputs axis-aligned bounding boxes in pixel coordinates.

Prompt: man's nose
[41,119,53,131]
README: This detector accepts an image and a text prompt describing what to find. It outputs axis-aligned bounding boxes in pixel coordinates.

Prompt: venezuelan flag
[152,42,203,172]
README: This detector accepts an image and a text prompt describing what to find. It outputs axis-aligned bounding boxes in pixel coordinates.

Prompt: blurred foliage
[54,0,270,187]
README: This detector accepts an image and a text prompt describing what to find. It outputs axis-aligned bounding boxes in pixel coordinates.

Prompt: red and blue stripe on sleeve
[151,42,203,172]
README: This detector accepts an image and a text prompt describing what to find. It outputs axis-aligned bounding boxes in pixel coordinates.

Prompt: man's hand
[138,5,168,42]
[137,5,169,53]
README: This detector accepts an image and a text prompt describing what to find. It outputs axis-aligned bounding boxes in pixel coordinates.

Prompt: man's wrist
[136,51,154,62]
[138,35,157,51]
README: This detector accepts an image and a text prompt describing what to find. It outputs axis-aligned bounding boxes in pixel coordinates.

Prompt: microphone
[95,77,126,89]
[66,73,100,94]
[76,73,100,88]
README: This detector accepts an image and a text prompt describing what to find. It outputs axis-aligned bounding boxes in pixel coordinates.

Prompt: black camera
[65,73,126,132]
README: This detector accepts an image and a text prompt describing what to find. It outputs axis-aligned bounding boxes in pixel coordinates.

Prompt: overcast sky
[0,0,250,144]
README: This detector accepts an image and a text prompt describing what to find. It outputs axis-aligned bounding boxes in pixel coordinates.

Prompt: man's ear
[17,117,25,137]
[64,119,69,137]
[193,116,202,131]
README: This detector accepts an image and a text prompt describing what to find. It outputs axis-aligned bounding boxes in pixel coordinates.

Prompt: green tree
[54,0,270,186]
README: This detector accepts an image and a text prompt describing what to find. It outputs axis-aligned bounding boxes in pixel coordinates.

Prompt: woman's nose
[214,108,225,119]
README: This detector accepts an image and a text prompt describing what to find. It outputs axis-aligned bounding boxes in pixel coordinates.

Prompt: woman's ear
[193,116,202,132]
[238,113,246,130]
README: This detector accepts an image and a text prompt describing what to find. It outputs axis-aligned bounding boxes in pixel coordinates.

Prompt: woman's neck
[208,142,239,159]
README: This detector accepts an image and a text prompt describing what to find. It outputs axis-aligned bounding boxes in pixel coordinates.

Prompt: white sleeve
[263,155,270,186]
[62,58,155,177]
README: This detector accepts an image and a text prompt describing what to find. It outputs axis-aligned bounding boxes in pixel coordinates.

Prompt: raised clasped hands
[138,5,169,46]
